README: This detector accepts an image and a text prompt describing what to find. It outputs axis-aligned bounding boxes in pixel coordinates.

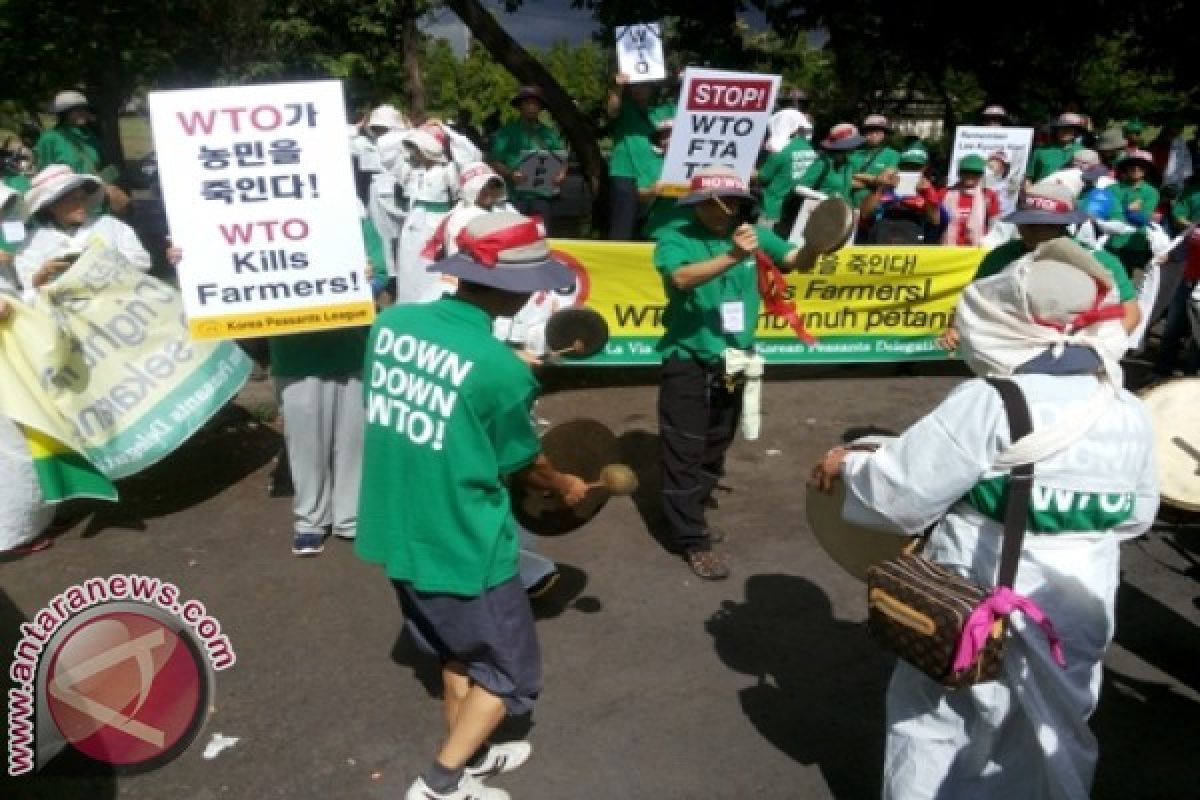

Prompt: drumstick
[548,339,584,358]
[585,464,639,495]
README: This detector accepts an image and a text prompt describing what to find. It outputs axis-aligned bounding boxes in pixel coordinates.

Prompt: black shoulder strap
[985,377,1035,589]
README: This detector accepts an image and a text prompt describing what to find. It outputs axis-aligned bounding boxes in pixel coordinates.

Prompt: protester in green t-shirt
[653,166,805,581]
[605,72,677,240]
[1027,112,1086,185]
[356,210,586,800]
[1152,177,1200,378]
[34,90,129,215]
[756,109,816,232]
[849,114,901,206]
[487,86,566,220]
[799,122,863,205]
[269,217,382,556]
[1103,150,1161,273]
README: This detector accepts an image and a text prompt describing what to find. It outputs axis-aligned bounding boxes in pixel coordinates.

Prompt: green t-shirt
[268,217,381,377]
[653,221,795,361]
[1103,181,1161,254]
[269,327,369,378]
[489,119,565,198]
[973,238,1136,302]
[759,137,818,219]
[34,126,115,181]
[799,154,856,204]
[356,296,541,596]
[848,145,900,206]
[1171,185,1200,227]
[609,99,676,182]
[1027,142,1081,184]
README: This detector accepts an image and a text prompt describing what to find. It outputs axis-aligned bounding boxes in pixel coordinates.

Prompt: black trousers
[607,176,639,240]
[657,355,743,553]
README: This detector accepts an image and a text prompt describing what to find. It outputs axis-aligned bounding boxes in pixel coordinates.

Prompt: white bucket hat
[766,109,811,153]
[403,126,448,163]
[52,90,90,114]
[458,162,504,207]
[24,165,103,220]
[368,104,409,131]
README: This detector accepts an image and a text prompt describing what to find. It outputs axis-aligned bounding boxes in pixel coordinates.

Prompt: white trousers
[394,207,449,304]
[278,375,364,537]
[883,534,1118,800]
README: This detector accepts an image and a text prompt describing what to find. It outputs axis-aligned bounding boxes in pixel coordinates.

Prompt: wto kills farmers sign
[148,80,375,340]
[660,68,780,194]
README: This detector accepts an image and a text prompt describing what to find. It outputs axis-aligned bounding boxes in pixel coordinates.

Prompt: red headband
[690,174,746,193]
[455,217,545,267]
[1022,194,1074,214]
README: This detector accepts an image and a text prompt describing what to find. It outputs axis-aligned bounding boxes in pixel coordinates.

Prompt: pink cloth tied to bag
[953,586,1067,674]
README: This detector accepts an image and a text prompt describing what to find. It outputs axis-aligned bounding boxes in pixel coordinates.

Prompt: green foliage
[418,37,609,126]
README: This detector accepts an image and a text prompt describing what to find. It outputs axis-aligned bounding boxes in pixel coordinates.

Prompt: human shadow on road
[616,429,676,554]
[1092,666,1200,800]
[77,403,281,538]
[1111,580,1200,692]
[0,589,118,799]
[705,573,892,798]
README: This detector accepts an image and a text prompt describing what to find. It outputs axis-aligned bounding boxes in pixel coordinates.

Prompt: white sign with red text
[660,68,781,195]
[148,80,374,340]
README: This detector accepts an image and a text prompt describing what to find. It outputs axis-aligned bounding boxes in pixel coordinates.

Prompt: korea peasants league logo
[7,575,236,775]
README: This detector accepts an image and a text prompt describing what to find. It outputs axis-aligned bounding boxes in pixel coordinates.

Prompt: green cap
[957,153,987,173]
[899,147,928,165]
[1123,119,1144,134]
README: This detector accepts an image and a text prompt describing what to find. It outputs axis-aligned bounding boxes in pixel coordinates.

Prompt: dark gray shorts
[394,576,541,715]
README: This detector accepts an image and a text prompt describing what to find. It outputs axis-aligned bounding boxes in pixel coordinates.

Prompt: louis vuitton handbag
[864,378,1065,688]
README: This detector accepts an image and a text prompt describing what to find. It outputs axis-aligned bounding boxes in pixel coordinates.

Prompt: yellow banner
[188,300,376,339]
[0,242,252,478]
[547,239,985,364]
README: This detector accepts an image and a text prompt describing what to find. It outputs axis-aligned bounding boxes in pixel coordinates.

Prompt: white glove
[1092,218,1136,236]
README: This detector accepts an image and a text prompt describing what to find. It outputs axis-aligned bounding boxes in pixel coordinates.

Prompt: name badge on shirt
[721,301,745,334]
[2,220,25,243]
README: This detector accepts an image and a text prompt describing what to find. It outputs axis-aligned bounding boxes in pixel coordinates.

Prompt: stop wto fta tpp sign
[660,67,781,193]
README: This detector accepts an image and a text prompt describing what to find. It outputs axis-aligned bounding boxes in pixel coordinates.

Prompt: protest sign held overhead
[660,68,781,195]
[615,23,667,83]
[946,126,1034,216]
[148,80,375,340]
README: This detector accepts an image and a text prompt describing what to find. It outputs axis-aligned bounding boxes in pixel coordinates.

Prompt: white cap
[52,90,89,114]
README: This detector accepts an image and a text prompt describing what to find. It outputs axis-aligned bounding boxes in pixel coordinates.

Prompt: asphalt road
[3,361,1198,799]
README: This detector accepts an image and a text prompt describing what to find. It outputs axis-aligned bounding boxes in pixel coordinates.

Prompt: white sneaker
[405,774,510,800]
[464,740,532,779]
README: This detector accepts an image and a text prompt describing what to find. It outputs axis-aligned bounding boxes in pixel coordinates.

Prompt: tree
[443,0,607,193]
[0,0,246,164]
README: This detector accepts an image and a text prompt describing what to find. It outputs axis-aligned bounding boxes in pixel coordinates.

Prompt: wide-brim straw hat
[1003,180,1088,226]
[433,210,575,293]
[821,123,864,151]
[24,165,103,220]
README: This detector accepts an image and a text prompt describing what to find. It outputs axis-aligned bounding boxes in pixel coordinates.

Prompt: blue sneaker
[291,532,325,556]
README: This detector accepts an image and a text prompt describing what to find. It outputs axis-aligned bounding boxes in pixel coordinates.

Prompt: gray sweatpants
[277,375,364,537]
